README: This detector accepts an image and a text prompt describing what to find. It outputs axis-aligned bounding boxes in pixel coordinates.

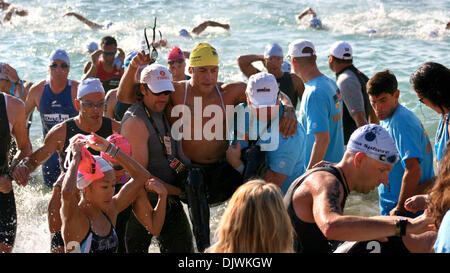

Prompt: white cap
[264,43,283,58]
[347,124,399,166]
[329,41,353,60]
[77,156,113,190]
[287,39,316,58]
[140,64,175,94]
[281,60,291,72]
[49,49,70,66]
[77,78,105,99]
[86,42,99,53]
[245,72,279,108]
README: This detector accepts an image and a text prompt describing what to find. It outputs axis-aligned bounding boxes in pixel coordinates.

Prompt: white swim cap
[77,156,113,190]
[77,78,105,99]
[49,49,70,66]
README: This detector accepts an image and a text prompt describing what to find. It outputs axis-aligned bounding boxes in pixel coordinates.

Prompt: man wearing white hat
[237,43,304,109]
[288,39,344,170]
[25,49,79,188]
[13,78,120,253]
[226,72,306,195]
[284,124,435,253]
[328,41,378,144]
[120,64,195,253]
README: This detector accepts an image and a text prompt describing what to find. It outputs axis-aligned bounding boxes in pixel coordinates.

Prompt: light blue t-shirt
[434,210,450,253]
[435,113,449,165]
[299,75,344,170]
[378,105,435,215]
[232,103,306,195]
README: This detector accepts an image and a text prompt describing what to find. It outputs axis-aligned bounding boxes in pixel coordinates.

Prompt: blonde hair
[207,179,294,253]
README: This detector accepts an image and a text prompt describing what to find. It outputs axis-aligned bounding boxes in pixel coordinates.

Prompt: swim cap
[101,134,132,165]
[167,46,185,61]
[189,43,219,67]
[77,156,113,190]
[49,49,70,66]
[329,41,353,60]
[264,43,283,58]
[309,17,323,29]
[86,42,99,53]
[0,63,9,80]
[281,60,291,73]
[77,78,105,99]
[179,29,192,38]
[347,124,399,166]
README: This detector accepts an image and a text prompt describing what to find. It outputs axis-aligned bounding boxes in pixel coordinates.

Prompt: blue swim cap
[366,29,377,34]
[179,29,192,38]
[281,60,291,73]
[309,18,322,29]
[264,43,283,58]
[86,42,99,53]
[105,22,113,29]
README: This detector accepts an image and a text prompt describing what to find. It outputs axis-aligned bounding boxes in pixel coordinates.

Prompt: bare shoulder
[5,93,25,109]
[305,170,343,195]
[110,118,121,133]
[121,116,149,138]
[29,80,46,95]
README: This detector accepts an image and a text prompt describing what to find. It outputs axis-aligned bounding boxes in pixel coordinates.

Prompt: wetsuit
[79,211,119,253]
[277,72,298,109]
[96,59,123,93]
[51,116,113,251]
[284,165,348,253]
[182,83,243,252]
[122,102,194,253]
[0,93,16,248]
[335,65,371,144]
[39,80,78,187]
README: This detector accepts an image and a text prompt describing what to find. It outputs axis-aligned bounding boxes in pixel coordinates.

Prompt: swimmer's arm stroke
[312,174,434,241]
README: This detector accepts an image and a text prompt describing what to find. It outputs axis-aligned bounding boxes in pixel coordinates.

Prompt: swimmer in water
[63,12,113,30]
[1,1,28,23]
[179,20,230,38]
[296,7,323,29]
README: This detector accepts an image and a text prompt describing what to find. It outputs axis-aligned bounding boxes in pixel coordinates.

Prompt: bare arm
[63,12,103,29]
[307,131,329,170]
[117,51,150,104]
[291,73,305,101]
[264,169,288,188]
[391,158,422,216]
[81,50,103,80]
[9,96,32,168]
[104,90,117,119]
[237,54,263,79]
[191,20,230,35]
[351,111,369,128]
[297,7,315,20]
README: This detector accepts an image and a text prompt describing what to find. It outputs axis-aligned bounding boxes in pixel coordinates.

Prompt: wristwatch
[395,218,408,237]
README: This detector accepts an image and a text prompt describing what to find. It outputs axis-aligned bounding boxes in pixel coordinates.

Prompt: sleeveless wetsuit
[284,165,349,253]
[335,65,371,144]
[39,80,78,187]
[277,72,298,109]
[97,59,123,93]
[0,93,16,247]
[58,117,113,171]
[122,102,194,253]
[79,211,118,253]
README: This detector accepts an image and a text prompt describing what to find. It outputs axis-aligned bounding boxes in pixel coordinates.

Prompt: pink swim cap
[167,46,185,61]
[101,134,132,165]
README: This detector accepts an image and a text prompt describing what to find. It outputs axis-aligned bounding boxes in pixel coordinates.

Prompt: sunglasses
[103,50,117,56]
[144,17,162,64]
[168,59,185,65]
[143,83,171,96]
[49,63,69,69]
[79,100,105,109]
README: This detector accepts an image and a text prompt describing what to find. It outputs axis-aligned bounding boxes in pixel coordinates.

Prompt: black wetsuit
[277,72,298,109]
[0,93,16,247]
[284,165,349,253]
[335,65,371,144]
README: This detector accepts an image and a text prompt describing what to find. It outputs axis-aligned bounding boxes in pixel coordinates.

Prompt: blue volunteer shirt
[378,105,435,215]
[434,210,450,253]
[435,113,449,165]
[299,75,344,169]
[232,103,306,195]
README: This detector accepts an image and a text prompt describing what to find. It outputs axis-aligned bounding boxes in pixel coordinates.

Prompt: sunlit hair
[207,179,294,253]
[428,151,450,229]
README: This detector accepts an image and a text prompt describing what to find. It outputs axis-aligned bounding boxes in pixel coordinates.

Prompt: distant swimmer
[63,12,113,30]
[179,20,230,38]
[1,1,28,23]
[296,7,323,29]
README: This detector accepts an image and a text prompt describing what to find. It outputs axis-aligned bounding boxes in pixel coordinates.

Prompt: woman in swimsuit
[60,133,167,253]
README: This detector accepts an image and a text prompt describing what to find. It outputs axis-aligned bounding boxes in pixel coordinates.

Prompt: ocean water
[1,0,449,253]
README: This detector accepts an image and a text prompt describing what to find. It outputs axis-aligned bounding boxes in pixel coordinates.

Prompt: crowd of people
[1,3,450,254]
